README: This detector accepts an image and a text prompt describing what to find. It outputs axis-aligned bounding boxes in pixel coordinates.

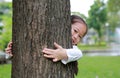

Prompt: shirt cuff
[61,48,83,64]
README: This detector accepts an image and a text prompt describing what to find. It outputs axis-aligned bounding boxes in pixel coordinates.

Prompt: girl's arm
[61,45,82,64]
[42,42,83,64]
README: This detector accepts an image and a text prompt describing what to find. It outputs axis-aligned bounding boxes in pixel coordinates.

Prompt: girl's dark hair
[71,15,88,37]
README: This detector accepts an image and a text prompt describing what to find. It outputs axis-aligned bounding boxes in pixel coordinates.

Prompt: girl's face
[71,22,86,45]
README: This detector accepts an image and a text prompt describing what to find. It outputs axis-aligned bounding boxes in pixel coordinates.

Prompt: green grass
[76,56,120,78]
[0,64,11,78]
[0,56,120,78]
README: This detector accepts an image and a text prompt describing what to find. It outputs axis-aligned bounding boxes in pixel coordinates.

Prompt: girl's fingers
[53,58,58,62]
[42,50,53,55]
[7,42,12,47]
[43,54,53,58]
[5,49,12,53]
[5,48,11,51]
[43,48,55,52]
[54,42,62,49]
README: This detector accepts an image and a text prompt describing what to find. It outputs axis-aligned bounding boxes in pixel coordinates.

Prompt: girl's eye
[79,35,82,39]
[74,29,77,33]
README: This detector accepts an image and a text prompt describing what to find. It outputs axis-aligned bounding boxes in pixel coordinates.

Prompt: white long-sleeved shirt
[61,45,83,64]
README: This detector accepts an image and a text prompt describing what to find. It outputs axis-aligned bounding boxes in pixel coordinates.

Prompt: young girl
[5,15,88,64]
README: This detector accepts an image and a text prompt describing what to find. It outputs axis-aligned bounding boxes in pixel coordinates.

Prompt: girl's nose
[73,33,79,39]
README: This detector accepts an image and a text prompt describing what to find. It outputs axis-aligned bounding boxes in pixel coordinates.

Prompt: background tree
[87,0,107,44]
[107,0,120,32]
[12,0,76,78]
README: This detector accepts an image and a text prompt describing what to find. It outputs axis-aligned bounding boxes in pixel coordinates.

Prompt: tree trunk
[12,0,75,78]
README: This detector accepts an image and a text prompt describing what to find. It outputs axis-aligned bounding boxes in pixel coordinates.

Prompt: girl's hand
[42,42,68,62]
[5,41,13,57]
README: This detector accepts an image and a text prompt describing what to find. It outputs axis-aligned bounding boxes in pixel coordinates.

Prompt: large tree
[12,0,76,78]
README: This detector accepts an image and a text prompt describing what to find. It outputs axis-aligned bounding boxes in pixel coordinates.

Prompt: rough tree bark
[12,0,76,78]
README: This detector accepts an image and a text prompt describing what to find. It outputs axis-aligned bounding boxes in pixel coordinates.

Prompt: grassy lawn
[76,56,120,78]
[0,64,11,78]
[0,56,120,78]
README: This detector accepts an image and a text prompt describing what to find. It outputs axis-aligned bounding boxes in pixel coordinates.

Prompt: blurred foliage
[87,0,107,43]
[107,0,120,13]
[107,0,120,32]
[0,2,12,50]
